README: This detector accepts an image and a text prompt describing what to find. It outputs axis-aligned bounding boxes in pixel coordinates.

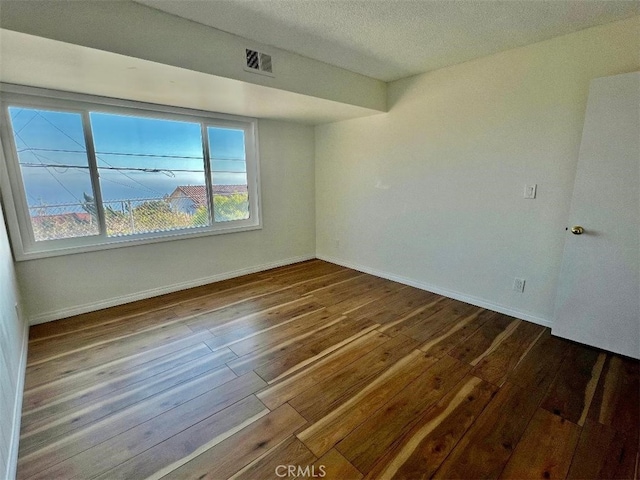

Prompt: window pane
[90,112,208,236]
[208,126,249,222]
[7,107,100,241]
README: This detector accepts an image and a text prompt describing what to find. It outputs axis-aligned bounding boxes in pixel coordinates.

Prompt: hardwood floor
[17,260,639,479]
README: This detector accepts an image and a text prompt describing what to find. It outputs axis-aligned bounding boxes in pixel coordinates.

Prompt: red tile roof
[171,185,247,206]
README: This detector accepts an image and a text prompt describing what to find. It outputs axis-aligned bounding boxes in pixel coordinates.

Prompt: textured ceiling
[135,0,638,81]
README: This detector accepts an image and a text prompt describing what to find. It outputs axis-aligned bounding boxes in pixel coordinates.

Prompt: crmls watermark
[275,465,326,478]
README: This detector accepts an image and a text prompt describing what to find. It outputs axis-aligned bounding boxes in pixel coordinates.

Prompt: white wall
[316,17,639,326]
[0,190,27,479]
[16,119,316,323]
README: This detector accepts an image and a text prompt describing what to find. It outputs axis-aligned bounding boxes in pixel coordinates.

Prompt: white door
[553,72,639,359]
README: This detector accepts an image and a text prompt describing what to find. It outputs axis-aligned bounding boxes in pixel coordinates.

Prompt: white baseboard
[317,254,553,329]
[29,255,315,325]
[28,252,554,330]
[6,317,28,480]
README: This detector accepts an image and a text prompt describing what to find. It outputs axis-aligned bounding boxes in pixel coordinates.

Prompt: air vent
[259,54,272,74]
[246,49,260,70]
[244,49,274,76]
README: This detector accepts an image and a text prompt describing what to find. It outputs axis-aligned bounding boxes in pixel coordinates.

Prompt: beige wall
[5,11,638,478]
[316,17,639,326]
[0,196,27,479]
[16,119,316,323]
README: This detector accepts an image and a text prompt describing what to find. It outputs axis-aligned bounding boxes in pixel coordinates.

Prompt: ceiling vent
[244,49,274,77]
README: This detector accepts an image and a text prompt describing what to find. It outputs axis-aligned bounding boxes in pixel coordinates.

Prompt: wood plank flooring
[17,260,640,479]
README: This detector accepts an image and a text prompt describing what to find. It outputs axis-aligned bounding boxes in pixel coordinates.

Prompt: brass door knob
[571,226,585,235]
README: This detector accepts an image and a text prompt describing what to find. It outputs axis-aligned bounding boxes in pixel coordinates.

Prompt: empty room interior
[0,1,639,479]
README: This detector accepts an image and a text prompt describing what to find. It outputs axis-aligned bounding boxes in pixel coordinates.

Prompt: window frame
[0,84,262,261]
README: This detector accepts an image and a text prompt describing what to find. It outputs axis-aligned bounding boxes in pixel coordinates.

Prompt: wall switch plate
[513,278,526,293]
[524,184,537,199]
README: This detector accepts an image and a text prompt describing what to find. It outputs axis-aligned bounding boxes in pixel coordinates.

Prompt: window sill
[13,222,262,261]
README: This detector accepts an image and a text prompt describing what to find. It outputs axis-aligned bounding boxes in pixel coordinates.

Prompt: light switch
[524,184,537,199]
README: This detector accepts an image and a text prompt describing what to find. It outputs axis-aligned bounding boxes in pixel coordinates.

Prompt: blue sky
[9,107,247,208]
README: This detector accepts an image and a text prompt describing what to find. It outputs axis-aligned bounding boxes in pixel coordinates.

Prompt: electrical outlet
[513,278,526,293]
[524,184,537,199]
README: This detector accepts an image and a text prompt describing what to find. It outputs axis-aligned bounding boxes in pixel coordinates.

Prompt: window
[0,85,261,259]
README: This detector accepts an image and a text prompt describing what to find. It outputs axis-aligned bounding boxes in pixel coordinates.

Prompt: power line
[17,146,246,162]
[10,108,24,121]
[100,176,149,191]
[34,111,162,195]
[14,110,38,136]
[19,163,246,174]
[35,110,86,147]
[99,152,245,162]
[15,132,81,202]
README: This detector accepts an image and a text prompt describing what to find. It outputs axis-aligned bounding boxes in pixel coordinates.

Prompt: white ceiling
[136,0,638,82]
